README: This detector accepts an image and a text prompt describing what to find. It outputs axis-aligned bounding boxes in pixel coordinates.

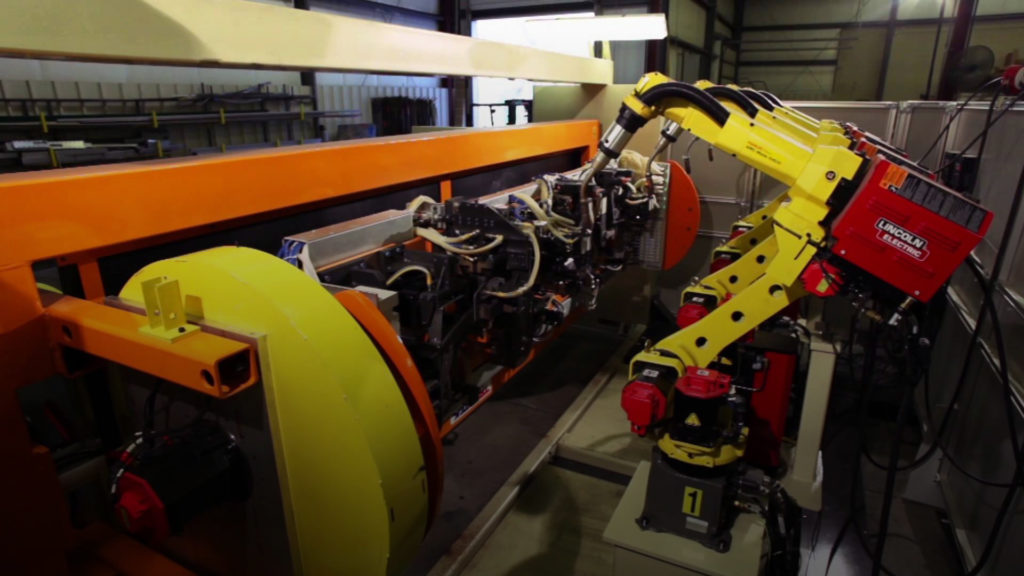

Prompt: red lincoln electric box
[830,156,992,302]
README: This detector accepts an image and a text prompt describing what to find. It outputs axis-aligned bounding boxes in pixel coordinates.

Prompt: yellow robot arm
[587,72,863,382]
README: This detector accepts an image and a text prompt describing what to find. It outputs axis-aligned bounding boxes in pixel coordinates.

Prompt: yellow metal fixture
[44,296,257,398]
[657,427,749,468]
[137,277,199,342]
[119,247,427,576]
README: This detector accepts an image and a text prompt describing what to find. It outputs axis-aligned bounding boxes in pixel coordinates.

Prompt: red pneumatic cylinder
[622,379,667,436]
[1003,64,1024,95]
[622,366,676,436]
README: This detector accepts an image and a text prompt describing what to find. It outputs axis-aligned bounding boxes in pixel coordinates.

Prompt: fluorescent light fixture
[524,14,668,42]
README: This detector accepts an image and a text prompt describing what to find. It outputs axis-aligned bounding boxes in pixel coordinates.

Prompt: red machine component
[800,260,844,297]
[1003,64,1024,95]
[677,302,711,329]
[622,379,668,436]
[845,124,911,163]
[746,350,799,470]
[676,366,731,399]
[831,156,993,302]
[114,472,170,543]
[661,161,702,270]
[709,254,737,273]
[729,223,753,240]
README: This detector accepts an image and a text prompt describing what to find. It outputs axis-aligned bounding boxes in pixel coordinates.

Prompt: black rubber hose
[704,85,760,119]
[870,374,915,576]
[968,92,1001,195]
[637,82,731,127]
[915,77,1001,165]
[760,90,785,107]
[741,88,776,112]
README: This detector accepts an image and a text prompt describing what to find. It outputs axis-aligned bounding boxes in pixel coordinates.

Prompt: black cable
[854,325,900,576]
[866,155,1024,576]
[920,369,1019,487]
[821,325,902,576]
[922,0,946,100]
[870,362,916,576]
[860,156,1024,475]
[966,91,1001,195]
[143,381,163,435]
[936,91,1024,174]
[961,470,1021,576]
[637,82,731,126]
[916,77,1001,165]
[682,135,700,174]
[944,231,1024,576]
[823,515,852,576]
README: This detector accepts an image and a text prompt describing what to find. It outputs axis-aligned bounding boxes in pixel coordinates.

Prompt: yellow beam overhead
[0,0,613,85]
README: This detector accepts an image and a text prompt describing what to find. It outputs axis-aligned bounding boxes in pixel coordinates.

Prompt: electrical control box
[830,156,993,302]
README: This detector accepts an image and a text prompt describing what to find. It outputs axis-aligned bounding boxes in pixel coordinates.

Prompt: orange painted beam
[45,297,258,398]
[0,264,67,575]
[77,261,105,300]
[0,121,598,268]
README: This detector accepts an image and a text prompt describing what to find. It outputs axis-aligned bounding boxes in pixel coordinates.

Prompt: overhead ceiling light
[524,14,668,42]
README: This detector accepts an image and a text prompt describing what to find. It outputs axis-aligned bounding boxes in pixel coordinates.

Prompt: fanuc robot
[602,73,990,567]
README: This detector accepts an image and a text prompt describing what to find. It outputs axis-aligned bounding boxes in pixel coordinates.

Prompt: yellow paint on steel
[631,243,806,375]
[658,427,748,468]
[619,72,862,378]
[696,235,779,300]
[119,247,426,575]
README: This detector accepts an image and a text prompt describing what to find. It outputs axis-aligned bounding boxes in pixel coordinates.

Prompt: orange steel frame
[0,120,598,575]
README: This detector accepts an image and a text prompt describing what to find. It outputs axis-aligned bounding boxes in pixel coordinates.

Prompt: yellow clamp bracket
[48,147,58,169]
[156,140,164,158]
[300,103,306,121]
[679,284,721,311]
[138,276,200,342]
[151,111,159,128]
[658,428,748,468]
[40,112,48,133]
[219,108,226,125]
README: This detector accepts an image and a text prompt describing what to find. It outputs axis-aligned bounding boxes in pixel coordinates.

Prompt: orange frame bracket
[45,296,258,398]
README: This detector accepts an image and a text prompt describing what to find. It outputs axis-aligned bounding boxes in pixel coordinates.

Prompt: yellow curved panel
[120,247,426,575]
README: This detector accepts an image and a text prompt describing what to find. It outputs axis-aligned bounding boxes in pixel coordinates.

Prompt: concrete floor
[462,464,625,576]
[412,327,963,576]
[404,324,625,576]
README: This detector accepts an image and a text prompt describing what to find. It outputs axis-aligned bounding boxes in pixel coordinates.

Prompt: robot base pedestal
[603,461,765,576]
